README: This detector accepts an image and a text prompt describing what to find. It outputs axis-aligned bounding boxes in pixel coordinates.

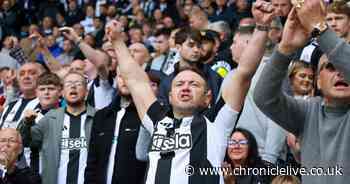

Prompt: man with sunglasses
[254,0,350,183]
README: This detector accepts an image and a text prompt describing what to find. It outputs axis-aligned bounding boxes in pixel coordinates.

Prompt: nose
[329,19,337,28]
[232,143,241,148]
[180,83,191,92]
[274,6,282,16]
[23,72,31,79]
[44,88,50,94]
[0,142,9,150]
[193,45,201,53]
[336,71,345,78]
[304,77,313,83]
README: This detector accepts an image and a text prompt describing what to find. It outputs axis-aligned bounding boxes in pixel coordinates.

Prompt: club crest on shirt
[150,133,192,152]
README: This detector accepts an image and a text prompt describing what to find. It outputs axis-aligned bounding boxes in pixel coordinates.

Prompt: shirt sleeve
[135,125,152,161]
[142,101,168,134]
[213,104,239,139]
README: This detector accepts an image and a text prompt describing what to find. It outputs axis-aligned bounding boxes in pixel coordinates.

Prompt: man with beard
[106,0,275,183]
[201,30,233,78]
[21,72,96,184]
[84,71,159,184]
[158,27,223,107]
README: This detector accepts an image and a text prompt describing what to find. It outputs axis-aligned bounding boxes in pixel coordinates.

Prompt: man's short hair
[154,28,171,38]
[328,1,350,17]
[208,21,232,39]
[147,72,160,85]
[37,72,63,88]
[0,67,10,73]
[175,27,202,45]
[201,30,220,43]
[173,67,209,91]
[189,5,208,20]
[288,60,314,78]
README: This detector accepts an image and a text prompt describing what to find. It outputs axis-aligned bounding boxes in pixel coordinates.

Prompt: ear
[175,43,181,51]
[168,91,173,105]
[204,90,212,107]
[317,76,321,90]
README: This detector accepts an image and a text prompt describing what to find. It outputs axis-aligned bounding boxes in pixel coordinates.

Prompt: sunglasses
[320,62,336,72]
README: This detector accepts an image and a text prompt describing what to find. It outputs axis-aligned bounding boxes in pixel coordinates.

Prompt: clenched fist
[105,20,125,43]
[23,109,38,123]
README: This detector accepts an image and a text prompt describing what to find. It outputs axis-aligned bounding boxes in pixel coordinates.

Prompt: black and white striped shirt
[142,101,238,184]
[58,110,88,184]
[0,97,39,129]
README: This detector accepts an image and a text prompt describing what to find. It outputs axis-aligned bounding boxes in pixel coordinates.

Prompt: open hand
[279,8,310,55]
[295,0,327,33]
[60,27,81,44]
[0,151,9,169]
[3,69,16,89]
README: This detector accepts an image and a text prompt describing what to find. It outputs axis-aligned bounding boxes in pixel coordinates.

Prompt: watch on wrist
[311,22,328,38]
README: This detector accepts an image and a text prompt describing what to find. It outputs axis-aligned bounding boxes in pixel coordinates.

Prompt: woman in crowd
[223,128,271,184]
[286,60,316,165]
[288,61,315,98]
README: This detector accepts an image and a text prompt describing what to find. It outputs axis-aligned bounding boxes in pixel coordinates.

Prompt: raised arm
[60,27,110,80]
[36,37,62,72]
[222,0,275,112]
[106,20,157,120]
[294,0,350,82]
[254,8,311,136]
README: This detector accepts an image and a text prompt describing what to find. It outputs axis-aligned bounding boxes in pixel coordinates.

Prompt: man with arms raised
[254,1,350,183]
[107,1,275,183]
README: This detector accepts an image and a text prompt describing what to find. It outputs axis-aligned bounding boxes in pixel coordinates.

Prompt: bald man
[0,128,41,184]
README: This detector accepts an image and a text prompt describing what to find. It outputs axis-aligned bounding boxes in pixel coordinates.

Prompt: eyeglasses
[320,62,336,72]
[228,139,248,147]
[0,138,19,145]
[63,81,85,88]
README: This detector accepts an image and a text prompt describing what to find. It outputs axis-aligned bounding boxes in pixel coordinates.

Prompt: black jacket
[0,167,41,184]
[84,97,147,184]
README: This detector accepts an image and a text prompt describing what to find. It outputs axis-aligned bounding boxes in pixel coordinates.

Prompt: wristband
[255,24,270,32]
